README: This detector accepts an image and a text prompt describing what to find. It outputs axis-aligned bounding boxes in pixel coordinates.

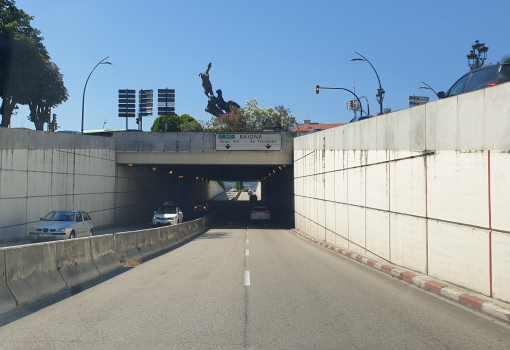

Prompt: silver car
[29,210,94,242]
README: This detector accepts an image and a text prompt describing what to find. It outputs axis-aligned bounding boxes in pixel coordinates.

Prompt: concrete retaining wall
[294,82,510,303]
[0,129,225,241]
[0,213,214,315]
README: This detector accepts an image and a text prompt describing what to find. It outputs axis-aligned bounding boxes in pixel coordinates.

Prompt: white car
[152,204,183,227]
[29,210,94,242]
[248,190,253,196]
[250,206,271,221]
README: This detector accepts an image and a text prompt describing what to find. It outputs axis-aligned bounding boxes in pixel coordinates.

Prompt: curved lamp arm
[81,56,112,133]
[353,52,381,89]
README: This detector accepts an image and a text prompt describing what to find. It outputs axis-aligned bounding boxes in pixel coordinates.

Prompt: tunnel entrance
[116,163,294,228]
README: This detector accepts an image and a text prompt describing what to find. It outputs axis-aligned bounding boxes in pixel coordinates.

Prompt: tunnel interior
[118,163,294,227]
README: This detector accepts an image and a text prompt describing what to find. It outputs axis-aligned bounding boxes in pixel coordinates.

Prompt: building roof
[291,123,344,133]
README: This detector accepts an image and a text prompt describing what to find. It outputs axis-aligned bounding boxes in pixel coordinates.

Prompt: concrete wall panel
[484,82,510,150]
[489,151,510,231]
[1,170,27,198]
[492,231,510,302]
[457,90,484,150]
[325,200,335,232]
[347,167,364,207]
[389,213,427,273]
[365,208,389,260]
[427,151,489,228]
[428,219,490,296]
[348,206,365,248]
[390,156,426,217]
[435,97,457,150]
[365,162,389,211]
[335,203,349,239]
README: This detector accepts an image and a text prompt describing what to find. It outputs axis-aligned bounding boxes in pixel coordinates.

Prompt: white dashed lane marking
[246,239,249,243]
[246,249,249,256]
[244,271,250,286]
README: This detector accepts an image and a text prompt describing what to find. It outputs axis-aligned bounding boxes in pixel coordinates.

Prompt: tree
[212,98,297,132]
[498,54,510,64]
[0,0,66,129]
[26,61,68,130]
[151,113,202,132]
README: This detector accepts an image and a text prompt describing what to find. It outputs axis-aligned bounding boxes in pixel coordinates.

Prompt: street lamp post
[81,56,112,134]
[351,52,384,115]
[467,40,488,70]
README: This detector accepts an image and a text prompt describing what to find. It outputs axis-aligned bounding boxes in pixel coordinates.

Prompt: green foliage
[0,0,67,128]
[212,98,297,132]
[216,181,225,190]
[150,113,202,132]
[498,54,510,64]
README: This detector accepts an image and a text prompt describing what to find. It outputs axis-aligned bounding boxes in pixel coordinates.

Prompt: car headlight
[30,227,37,232]
[56,228,67,232]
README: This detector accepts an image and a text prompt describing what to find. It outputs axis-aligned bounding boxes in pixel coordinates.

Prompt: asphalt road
[0,211,509,349]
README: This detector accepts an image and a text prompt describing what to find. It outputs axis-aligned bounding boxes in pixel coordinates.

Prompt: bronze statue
[205,96,223,117]
[199,63,214,97]
[200,63,240,117]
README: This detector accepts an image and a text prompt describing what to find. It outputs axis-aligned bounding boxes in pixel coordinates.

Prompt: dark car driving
[440,63,510,98]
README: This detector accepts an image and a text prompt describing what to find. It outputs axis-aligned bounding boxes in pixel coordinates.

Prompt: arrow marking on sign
[265,144,272,149]
[225,144,231,149]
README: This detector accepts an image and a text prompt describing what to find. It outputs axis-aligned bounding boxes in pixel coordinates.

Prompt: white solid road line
[246,249,249,256]
[244,271,250,286]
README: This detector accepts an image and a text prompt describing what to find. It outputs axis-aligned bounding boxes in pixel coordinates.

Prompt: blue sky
[11,0,510,131]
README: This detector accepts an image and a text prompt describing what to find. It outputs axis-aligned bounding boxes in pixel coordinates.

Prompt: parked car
[152,204,183,227]
[249,194,257,202]
[438,63,510,99]
[250,206,271,221]
[193,200,209,213]
[29,210,93,242]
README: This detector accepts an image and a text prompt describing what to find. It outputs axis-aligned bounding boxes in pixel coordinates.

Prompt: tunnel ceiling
[128,164,290,182]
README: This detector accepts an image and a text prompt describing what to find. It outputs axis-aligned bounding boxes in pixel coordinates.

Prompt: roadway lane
[0,217,509,349]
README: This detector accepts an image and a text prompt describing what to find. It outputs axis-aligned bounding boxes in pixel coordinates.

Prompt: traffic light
[316,85,319,94]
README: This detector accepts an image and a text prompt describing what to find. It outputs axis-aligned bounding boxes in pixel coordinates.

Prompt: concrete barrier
[90,235,121,275]
[137,230,155,258]
[5,243,66,307]
[56,238,100,289]
[0,249,17,314]
[0,215,214,316]
[147,229,164,253]
[115,231,142,262]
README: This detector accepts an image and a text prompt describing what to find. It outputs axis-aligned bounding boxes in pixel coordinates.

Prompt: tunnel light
[128,164,133,167]
[169,170,173,174]
[178,175,183,179]
[279,166,282,170]
[269,173,271,176]
[202,178,204,180]
[196,177,199,180]
[152,167,157,171]
[273,170,276,174]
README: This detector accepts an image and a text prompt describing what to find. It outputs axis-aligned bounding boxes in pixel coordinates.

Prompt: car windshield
[42,211,75,221]
[156,206,177,214]
[195,201,207,205]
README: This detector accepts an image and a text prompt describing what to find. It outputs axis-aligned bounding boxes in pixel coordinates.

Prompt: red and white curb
[290,228,510,324]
